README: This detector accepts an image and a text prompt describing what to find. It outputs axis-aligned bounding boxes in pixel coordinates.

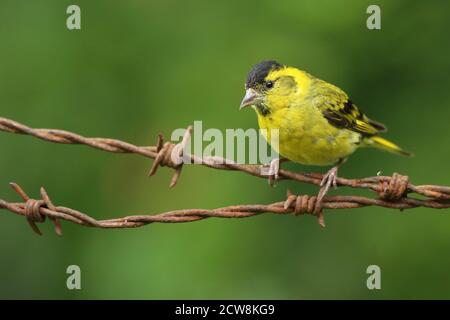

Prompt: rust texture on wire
[0,116,449,235]
[1,183,449,236]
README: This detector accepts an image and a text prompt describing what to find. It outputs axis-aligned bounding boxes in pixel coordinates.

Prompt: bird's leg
[316,158,347,205]
[261,158,288,186]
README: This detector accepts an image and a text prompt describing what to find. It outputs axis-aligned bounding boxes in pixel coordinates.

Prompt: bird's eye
[265,81,274,89]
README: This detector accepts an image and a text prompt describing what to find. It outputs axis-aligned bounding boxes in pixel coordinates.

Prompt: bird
[239,60,412,205]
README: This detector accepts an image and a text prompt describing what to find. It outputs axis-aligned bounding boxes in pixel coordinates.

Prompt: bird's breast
[257,106,360,166]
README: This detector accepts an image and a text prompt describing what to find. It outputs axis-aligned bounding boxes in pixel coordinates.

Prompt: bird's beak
[240,88,260,110]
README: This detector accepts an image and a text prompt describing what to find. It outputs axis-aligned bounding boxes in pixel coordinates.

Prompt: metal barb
[147,125,192,187]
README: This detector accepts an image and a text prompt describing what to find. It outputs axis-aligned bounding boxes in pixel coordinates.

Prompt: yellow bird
[240,60,411,201]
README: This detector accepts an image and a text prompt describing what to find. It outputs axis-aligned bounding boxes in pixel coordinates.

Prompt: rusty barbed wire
[1,183,449,235]
[1,117,450,201]
[0,116,449,234]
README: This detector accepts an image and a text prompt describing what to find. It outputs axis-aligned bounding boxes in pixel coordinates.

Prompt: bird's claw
[268,158,280,186]
[261,158,281,187]
[316,166,339,212]
[319,168,338,190]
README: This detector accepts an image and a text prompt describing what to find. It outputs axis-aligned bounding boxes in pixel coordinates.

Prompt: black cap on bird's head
[241,60,283,110]
[245,60,283,89]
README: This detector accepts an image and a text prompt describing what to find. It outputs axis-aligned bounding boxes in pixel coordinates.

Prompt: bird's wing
[310,79,387,136]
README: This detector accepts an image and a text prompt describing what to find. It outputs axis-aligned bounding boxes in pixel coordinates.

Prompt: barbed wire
[1,117,449,199]
[1,183,449,235]
[0,116,449,235]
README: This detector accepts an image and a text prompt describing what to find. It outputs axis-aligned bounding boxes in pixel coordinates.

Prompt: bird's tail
[364,136,413,157]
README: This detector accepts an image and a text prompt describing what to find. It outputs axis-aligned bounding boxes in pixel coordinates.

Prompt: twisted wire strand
[1,183,449,235]
[1,117,449,199]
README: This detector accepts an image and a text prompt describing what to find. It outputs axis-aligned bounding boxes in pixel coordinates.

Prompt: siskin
[240,60,412,202]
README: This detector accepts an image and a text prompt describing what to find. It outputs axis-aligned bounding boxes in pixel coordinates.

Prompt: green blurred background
[0,0,449,299]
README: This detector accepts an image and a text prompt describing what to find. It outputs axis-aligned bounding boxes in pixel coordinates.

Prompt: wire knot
[25,199,46,223]
[284,190,326,227]
[379,172,409,200]
[148,125,192,187]
[9,183,62,236]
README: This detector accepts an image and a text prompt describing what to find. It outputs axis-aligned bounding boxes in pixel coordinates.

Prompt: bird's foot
[315,165,339,214]
[260,158,286,187]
